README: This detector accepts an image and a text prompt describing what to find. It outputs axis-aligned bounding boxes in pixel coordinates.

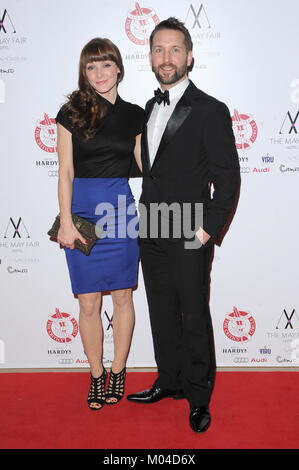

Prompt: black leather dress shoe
[126,384,185,404]
[189,406,211,433]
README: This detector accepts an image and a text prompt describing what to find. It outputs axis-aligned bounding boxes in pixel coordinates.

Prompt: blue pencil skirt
[64,177,139,294]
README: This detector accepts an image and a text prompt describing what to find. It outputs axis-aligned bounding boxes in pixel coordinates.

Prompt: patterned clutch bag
[48,213,103,256]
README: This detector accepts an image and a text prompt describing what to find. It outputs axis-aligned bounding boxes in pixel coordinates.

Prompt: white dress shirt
[147,77,190,168]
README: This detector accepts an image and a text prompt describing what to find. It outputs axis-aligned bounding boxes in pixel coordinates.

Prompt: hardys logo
[223,306,256,343]
[232,109,258,151]
[34,113,57,153]
[125,2,159,46]
[46,308,78,344]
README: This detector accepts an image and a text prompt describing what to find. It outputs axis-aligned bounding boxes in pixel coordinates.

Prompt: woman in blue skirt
[55,38,144,410]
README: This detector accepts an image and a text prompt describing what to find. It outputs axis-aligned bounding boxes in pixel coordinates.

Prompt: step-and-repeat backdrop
[0,0,298,369]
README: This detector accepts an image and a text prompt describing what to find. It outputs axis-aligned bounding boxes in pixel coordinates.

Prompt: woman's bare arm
[57,123,86,249]
[133,133,142,172]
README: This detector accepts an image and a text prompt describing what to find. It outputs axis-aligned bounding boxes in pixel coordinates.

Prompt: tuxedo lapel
[145,97,156,123]
[151,86,193,170]
[141,98,155,175]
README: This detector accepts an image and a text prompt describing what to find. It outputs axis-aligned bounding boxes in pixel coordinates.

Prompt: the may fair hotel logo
[124,2,160,72]
[102,309,114,367]
[274,109,299,150]
[184,3,221,71]
[0,8,27,64]
[0,216,40,253]
[266,308,299,364]
[271,80,299,151]
[270,80,299,172]
[272,106,299,174]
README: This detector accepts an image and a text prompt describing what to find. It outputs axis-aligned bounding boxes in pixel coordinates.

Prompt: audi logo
[48,170,58,177]
[240,167,251,174]
[58,358,74,365]
[233,357,249,363]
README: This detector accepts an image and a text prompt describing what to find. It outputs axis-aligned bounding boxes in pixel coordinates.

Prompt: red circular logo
[35,113,57,153]
[125,3,159,45]
[46,308,78,343]
[223,307,256,342]
[232,109,258,150]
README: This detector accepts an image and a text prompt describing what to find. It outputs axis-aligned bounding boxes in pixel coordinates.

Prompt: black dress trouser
[140,237,216,407]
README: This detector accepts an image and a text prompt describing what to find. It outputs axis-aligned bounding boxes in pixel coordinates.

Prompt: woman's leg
[106,288,135,403]
[78,291,104,399]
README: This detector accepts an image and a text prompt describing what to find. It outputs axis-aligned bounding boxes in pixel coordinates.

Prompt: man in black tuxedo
[127,18,240,433]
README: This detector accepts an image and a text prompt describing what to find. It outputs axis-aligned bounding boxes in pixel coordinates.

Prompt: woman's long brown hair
[63,38,124,139]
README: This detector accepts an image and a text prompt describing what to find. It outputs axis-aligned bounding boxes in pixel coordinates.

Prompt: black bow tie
[154,88,170,106]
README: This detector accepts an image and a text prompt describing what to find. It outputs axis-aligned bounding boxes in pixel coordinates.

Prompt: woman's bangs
[82,43,117,66]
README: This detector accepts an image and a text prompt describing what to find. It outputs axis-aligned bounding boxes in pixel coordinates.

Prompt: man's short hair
[149,17,194,71]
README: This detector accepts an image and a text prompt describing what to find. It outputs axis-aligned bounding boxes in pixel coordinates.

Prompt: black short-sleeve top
[55,93,145,178]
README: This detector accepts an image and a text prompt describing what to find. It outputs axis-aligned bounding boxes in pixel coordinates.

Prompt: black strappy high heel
[87,368,107,410]
[105,367,126,405]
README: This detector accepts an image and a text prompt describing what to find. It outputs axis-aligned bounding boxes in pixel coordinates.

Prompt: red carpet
[0,371,298,449]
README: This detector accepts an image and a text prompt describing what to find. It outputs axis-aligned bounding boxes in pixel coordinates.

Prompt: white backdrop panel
[0,0,298,368]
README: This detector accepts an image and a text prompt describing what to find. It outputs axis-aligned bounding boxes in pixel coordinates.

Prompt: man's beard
[152,60,188,86]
